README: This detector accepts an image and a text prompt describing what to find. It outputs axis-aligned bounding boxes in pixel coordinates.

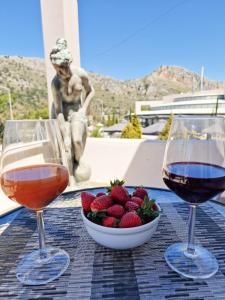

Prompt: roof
[103,120,128,133]
[142,120,166,135]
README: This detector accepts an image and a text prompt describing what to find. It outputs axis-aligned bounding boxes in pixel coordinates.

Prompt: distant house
[142,120,166,137]
[103,120,128,137]
[103,119,166,139]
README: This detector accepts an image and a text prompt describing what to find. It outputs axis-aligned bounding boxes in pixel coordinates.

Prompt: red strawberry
[107,204,125,218]
[108,180,129,205]
[119,212,142,228]
[91,195,112,212]
[133,187,148,200]
[81,192,95,212]
[102,216,118,227]
[125,201,139,211]
[131,196,144,207]
[96,192,106,197]
[152,203,158,211]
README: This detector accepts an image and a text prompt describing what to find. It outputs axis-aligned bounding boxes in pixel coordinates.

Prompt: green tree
[112,111,116,125]
[0,121,4,142]
[105,115,116,126]
[105,115,111,126]
[129,106,135,114]
[158,114,173,140]
[121,114,142,139]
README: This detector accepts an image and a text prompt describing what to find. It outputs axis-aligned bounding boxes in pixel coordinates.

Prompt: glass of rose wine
[162,116,225,279]
[0,120,70,285]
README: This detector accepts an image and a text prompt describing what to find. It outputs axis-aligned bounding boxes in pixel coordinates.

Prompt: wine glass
[162,116,225,279]
[0,120,70,285]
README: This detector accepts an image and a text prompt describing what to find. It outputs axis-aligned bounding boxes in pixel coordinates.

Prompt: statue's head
[50,38,73,79]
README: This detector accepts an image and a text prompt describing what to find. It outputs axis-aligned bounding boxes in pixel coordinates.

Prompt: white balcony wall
[83,138,167,189]
[0,139,167,216]
[1,138,224,216]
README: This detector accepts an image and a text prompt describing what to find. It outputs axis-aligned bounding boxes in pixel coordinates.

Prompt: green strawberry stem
[137,196,160,224]
[87,211,107,224]
[107,179,125,193]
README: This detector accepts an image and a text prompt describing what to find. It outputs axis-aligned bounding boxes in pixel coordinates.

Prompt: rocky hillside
[0,56,224,123]
[0,56,48,121]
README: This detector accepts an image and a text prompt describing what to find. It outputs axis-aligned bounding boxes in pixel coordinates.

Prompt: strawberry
[96,192,106,197]
[133,187,148,200]
[125,201,139,211]
[131,196,144,207]
[91,195,112,212]
[81,192,95,212]
[102,216,118,227]
[119,212,142,228]
[108,179,129,205]
[152,203,158,211]
[107,204,125,218]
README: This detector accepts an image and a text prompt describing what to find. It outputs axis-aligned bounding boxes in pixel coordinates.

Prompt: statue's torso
[60,84,81,120]
[52,75,82,120]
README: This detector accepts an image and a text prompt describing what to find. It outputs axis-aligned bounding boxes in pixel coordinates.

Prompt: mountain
[89,65,224,120]
[0,56,48,120]
[0,56,224,123]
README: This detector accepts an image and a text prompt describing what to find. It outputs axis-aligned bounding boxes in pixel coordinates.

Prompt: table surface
[1,187,225,300]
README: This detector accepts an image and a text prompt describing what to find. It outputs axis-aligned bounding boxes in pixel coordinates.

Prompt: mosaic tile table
[1,187,225,300]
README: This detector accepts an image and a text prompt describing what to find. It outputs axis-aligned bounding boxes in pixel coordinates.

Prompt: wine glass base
[16,247,70,285]
[164,243,218,279]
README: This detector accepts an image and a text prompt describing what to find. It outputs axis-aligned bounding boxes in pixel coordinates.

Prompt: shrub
[90,127,103,138]
[131,114,142,138]
[158,114,173,140]
[24,107,49,120]
[121,114,142,139]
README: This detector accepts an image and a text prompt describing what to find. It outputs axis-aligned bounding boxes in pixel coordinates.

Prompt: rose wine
[163,162,225,204]
[1,164,69,210]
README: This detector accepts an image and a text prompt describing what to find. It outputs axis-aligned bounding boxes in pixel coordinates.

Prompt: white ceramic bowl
[81,205,160,250]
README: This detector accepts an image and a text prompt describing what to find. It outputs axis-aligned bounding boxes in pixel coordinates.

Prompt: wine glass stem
[187,204,196,256]
[36,210,46,257]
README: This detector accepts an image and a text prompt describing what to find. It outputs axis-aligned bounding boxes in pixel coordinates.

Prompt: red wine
[1,164,69,210]
[163,162,225,204]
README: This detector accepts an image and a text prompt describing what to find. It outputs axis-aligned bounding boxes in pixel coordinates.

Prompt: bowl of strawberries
[81,180,161,249]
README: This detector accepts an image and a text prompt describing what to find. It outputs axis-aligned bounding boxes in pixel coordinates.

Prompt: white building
[135,89,225,126]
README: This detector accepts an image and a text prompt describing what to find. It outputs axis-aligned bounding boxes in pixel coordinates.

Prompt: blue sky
[0,0,225,80]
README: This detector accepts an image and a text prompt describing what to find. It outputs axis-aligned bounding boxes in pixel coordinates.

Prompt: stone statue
[50,38,95,185]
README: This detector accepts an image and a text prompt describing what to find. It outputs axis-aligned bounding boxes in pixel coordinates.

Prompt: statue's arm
[81,77,95,112]
[81,78,95,114]
[51,79,62,115]
[75,68,95,113]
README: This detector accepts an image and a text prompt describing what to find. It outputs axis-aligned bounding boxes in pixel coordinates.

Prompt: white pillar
[40,0,80,113]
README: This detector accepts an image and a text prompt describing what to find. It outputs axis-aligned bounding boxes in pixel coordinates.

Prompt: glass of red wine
[0,120,70,285]
[162,116,225,279]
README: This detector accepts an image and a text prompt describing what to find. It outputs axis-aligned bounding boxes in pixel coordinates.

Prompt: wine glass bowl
[162,116,225,279]
[1,164,69,211]
[163,162,225,205]
[0,120,70,285]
